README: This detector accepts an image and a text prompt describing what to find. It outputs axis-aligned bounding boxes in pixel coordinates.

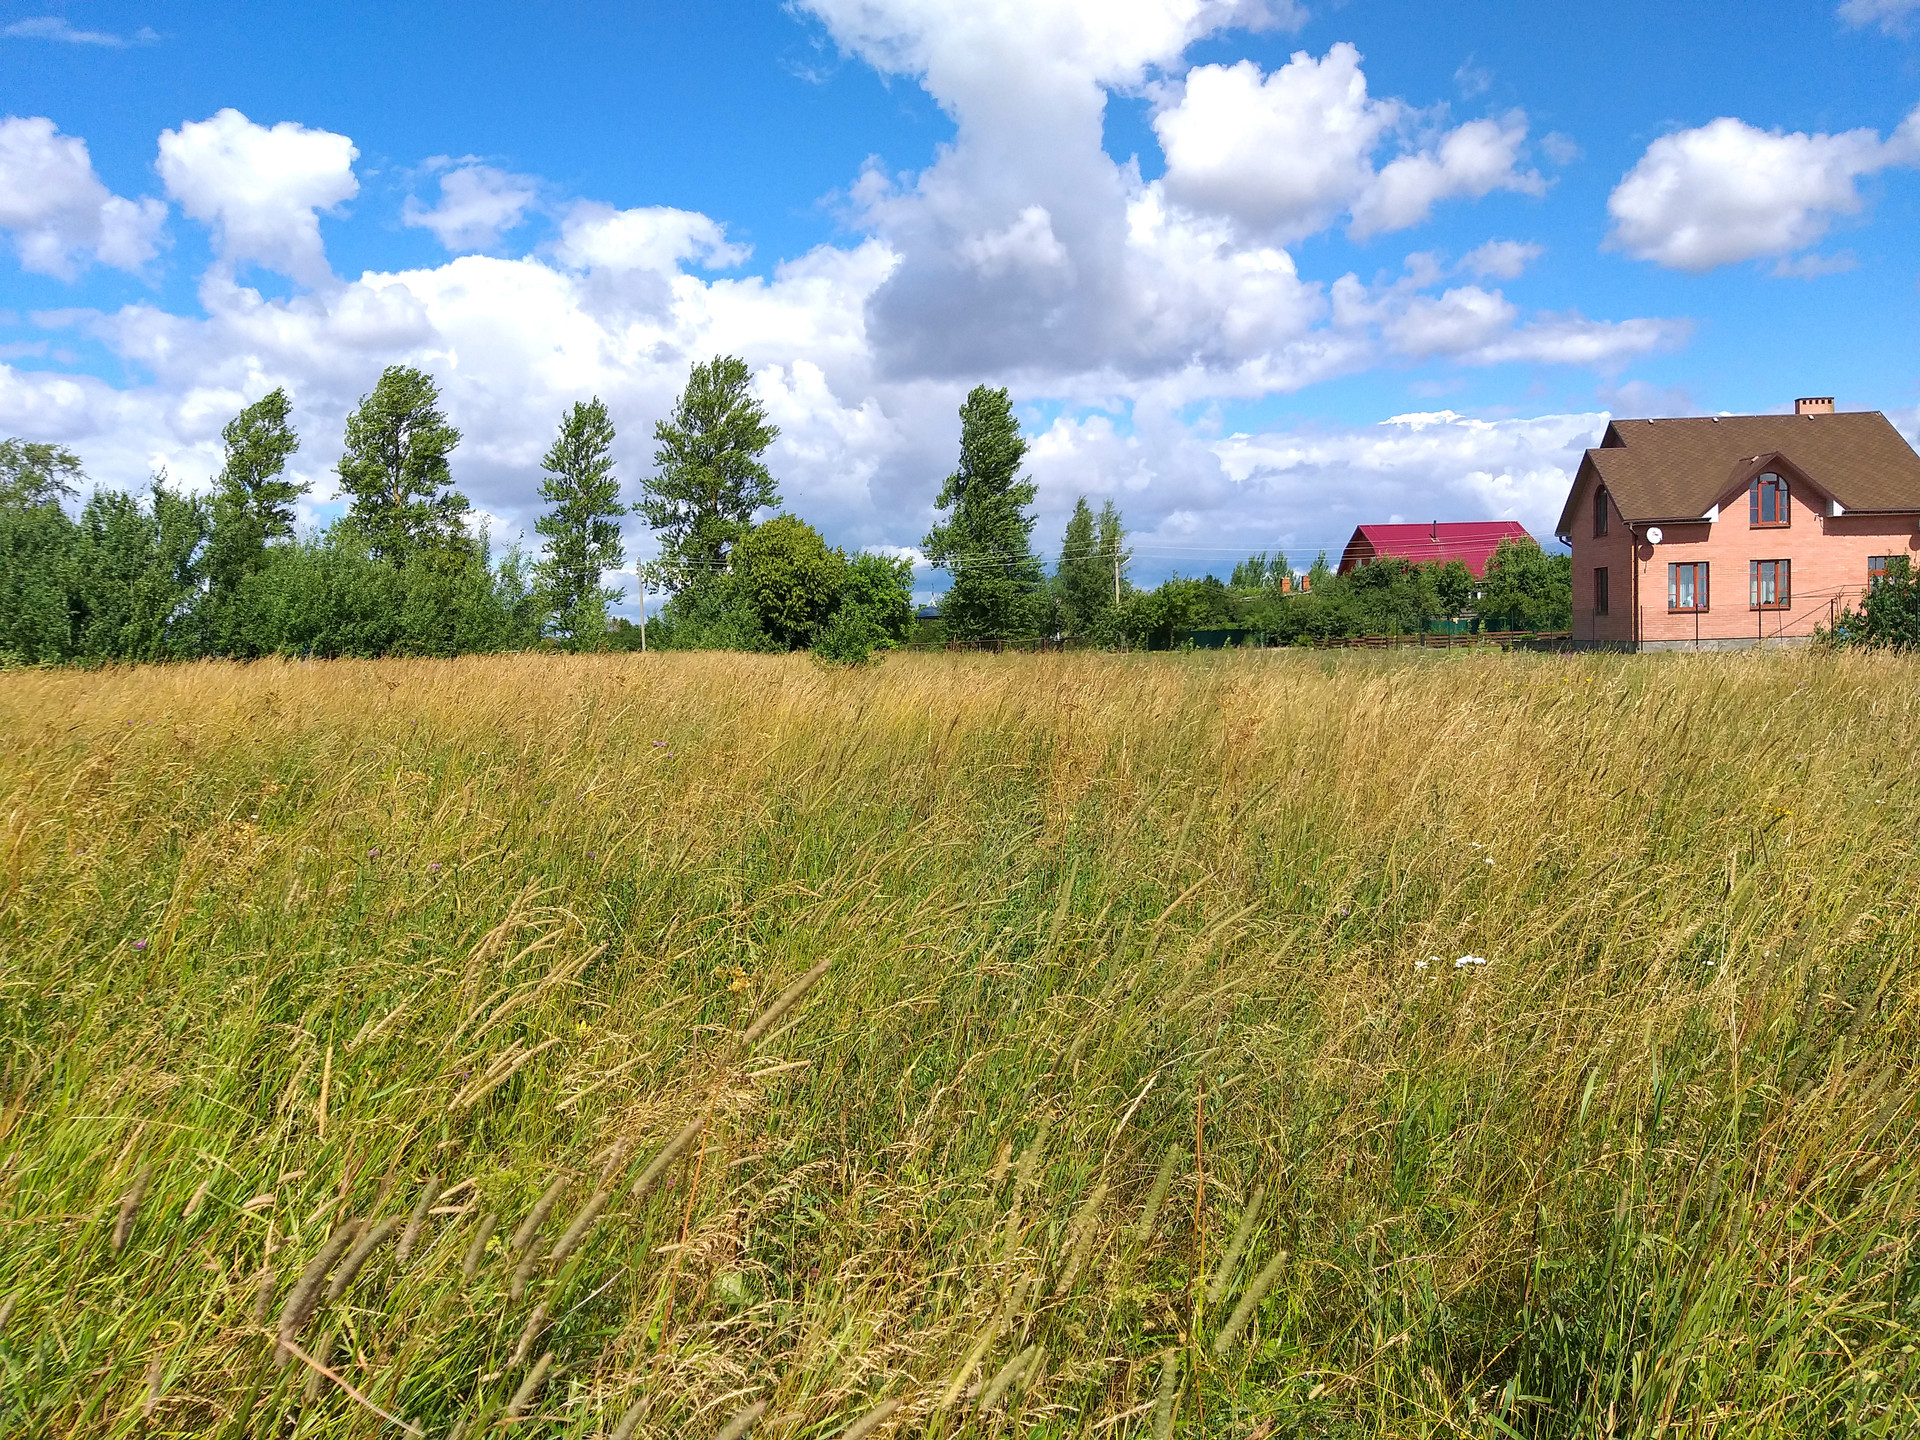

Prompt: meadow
[0,649,1914,1439]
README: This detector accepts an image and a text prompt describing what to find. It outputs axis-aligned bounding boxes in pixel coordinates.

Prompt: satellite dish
[1645,526,1664,545]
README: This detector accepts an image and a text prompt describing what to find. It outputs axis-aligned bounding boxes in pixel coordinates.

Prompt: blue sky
[4,0,1918,601]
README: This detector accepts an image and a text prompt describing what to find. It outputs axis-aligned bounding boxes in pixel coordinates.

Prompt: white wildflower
[1454,955,1488,968]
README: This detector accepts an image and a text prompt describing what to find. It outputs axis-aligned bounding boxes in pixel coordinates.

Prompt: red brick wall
[1567,471,1641,645]
[1571,470,1920,645]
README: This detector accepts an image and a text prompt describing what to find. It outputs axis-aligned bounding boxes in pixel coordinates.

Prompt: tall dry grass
[0,649,1915,1438]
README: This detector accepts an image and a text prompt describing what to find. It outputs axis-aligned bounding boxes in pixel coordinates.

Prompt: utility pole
[1113,546,1120,607]
[636,567,648,653]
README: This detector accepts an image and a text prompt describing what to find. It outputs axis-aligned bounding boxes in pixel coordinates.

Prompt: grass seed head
[510,1174,571,1256]
[143,1350,164,1418]
[509,1302,548,1367]
[1152,1350,1182,1440]
[839,1397,901,1440]
[1052,1179,1109,1297]
[250,1261,277,1325]
[609,1397,648,1440]
[547,1188,610,1266]
[326,1214,400,1303]
[181,1178,212,1222]
[1134,1143,1181,1244]
[978,1345,1035,1414]
[111,1162,154,1256]
[302,1328,337,1400]
[509,1240,544,1302]
[741,956,833,1048]
[1205,1184,1267,1306]
[505,1351,553,1418]
[629,1116,705,1202]
[461,1211,499,1284]
[714,1398,768,1440]
[274,1221,357,1364]
[396,1177,440,1266]
[1215,1248,1290,1355]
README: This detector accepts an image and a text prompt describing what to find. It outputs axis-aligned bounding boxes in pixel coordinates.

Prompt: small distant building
[1555,399,1920,650]
[1337,520,1533,577]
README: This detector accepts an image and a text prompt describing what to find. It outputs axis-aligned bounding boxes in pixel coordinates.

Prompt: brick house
[1555,399,1920,650]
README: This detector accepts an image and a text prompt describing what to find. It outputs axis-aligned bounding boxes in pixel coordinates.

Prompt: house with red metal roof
[1554,399,1920,650]
[1336,520,1533,577]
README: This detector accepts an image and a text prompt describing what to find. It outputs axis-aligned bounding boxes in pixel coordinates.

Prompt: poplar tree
[1054,498,1104,638]
[0,438,83,661]
[1096,500,1131,600]
[207,388,303,597]
[1054,496,1132,637]
[534,396,627,649]
[923,385,1043,641]
[638,355,780,588]
[337,366,468,568]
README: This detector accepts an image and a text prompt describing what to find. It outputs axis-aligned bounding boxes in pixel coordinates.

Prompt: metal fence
[1308,630,1573,651]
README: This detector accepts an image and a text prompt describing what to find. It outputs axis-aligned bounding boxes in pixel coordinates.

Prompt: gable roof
[1554,411,1920,538]
[1338,520,1532,577]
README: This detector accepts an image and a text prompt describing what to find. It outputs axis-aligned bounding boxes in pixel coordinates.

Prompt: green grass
[0,649,1915,1439]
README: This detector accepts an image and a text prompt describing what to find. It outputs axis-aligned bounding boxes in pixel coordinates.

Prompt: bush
[1477,537,1572,632]
[1821,554,1920,649]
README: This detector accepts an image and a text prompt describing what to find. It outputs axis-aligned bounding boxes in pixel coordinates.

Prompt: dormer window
[1751,472,1789,527]
[1593,485,1609,537]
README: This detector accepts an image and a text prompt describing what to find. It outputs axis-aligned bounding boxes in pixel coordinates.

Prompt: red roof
[1337,521,1533,577]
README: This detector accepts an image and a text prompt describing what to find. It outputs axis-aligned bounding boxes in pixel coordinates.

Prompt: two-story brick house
[1555,399,1920,650]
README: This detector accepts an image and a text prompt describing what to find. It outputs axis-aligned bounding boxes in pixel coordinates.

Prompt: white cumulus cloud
[1607,106,1920,272]
[1459,239,1542,280]
[1153,44,1542,243]
[0,115,167,278]
[1349,114,1542,237]
[157,109,359,285]
[403,161,540,253]
[1384,286,1517,359]
[1206,408,1606,545]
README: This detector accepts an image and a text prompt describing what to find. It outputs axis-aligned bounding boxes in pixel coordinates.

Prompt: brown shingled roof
[1553,411,1920,538]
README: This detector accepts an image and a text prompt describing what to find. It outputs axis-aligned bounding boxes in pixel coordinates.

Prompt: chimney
[1796,396,1834,416]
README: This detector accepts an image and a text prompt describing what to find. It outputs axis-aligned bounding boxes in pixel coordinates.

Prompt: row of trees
[1,389,543,666]
[904,383,1570,647]
[1093,543,1571,649]
[0,359,1570,668]
[0,356,916,665]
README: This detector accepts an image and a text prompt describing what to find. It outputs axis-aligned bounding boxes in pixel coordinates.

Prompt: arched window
[1751,472,1789,527]
[1593,485,1609,537]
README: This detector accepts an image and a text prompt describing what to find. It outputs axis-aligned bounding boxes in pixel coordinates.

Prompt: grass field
[1,649,1916,1439]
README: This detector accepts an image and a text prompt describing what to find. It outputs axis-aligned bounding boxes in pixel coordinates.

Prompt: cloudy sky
[4,0,1918,601]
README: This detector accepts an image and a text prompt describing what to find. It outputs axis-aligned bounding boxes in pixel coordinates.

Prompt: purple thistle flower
[133,939,148,950]
[368,847,380,857]
[428,862,442,873]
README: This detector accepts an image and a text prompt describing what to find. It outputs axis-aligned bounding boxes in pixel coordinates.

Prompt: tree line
[895,382,1571,648]
[0,358,1571,668]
